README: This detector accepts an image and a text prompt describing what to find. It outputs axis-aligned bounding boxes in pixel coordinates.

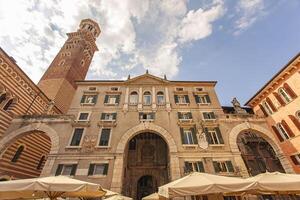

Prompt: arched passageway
[237,131,285,176]
[122,132,169,200]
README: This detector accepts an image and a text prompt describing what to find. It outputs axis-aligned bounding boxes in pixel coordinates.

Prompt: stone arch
[116,122,178,153]
[228,122,293,173]
[0,123,59,156]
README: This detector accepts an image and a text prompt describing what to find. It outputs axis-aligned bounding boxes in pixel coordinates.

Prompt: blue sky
[0,0,299,106]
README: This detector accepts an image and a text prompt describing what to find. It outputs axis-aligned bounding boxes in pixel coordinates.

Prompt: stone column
[169,153,181,180]
[165,87,171,111]
[110,155,124,193]
[232,153,249,177]
[277,153,294,173]
[138,87,143,111]
[152,86,156,110]
[123,87,129,111]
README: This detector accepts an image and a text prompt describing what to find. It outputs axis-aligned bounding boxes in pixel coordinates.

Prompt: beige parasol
[158,172,255,198]
[104,194,133,200]
[0,176,106,200]
[142,192,161,200]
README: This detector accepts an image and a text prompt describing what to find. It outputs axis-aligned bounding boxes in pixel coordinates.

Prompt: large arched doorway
[237,131,285,176]
[122,132,169,200]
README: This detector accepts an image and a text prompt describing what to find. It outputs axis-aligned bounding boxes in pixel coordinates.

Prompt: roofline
[75,80,217,85]
[0,47,63,114]
[245,52,300,106]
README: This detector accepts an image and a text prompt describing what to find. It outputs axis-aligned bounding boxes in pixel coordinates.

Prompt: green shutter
[103,163,109,175]
[213,161,220,173]
[88,164,95,176]
[226,161,234,172]
[101,113,106,120]
[203,112,209,119]
[174,95,179,103]
[104,95,109,104]
[210,112,216,119]
[205,95,211,103]
[197,161,205,172]
[204,128,212,144]
[215,127,224,144]
[180,128,185,144]
[195,95,200,103]
[191,127,198,144]
[113,113,117,120]
[92,95,98,104]
[70,164,77,176]
[177,112,182,119]
[55,164,63,176]
[115,95,120,104]
[184,95,190,103]
[80,95,86,103]
[188,112,193,119]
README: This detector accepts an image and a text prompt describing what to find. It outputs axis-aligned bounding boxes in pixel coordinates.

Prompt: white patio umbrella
[104,194,132,200]
[0,176,106,200]
[246,171,300,194]
[158,172,255,198]
[142,192,160,200]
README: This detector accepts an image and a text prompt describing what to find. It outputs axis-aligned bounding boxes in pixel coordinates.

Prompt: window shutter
[188,112,193,119]
[88,164,95,176]
[195,95,200,103]
[184,95,190,103]
[272,126,284,142]
[281,120,295,137]
[213,161,220,173]
[226,161,234,172]
[104,95,109,104]
[215,127,224,144]
[288,115,300,131]
[266,97,277,112]
[259,104,269,117]
[115,95,120,104]
[70,164,77,176]
[210,112,216,119]
[283,83,297,99]
[290,155,299,165]
[204,128,212,144]
[80,95,85,103]
[191,127,198,144]
[273,92,286,106]
[92,95,98,104]
[55,164,63,176]
[103,163,109,175]
[113,113,117,120]
[184,162,192,173]
[174,95,179,103]
[180,128,185,144]
[177,112,182,119]
[139,113,143,120]
[101,113,106,120]
[205,95,211,103]
[197,161,205,172]
[203,112,209,119]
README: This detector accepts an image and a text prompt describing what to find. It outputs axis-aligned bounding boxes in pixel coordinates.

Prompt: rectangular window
[184,161,205,173]
[70,128,84,146]
[104,95,120,105]
[77,112,90,121]
[100,113,117,121]
[99,129,111,147]
[180,127,198,145]
[111,87,119,91]
[139,113,155,121]
[80,95,98,104]
[176,87,184,91]
[204,127,224,145]
[88,163,109,176]
[88,86,97,91]
[129,94,138,105]
[213,161,234,173]
[55,164,77,176]
[143,95,152,105]
[157,94,165,105]
[291,154,300,165]
[174,95,190,104]
[178,112,193,120]
[202,112,216,120]
[195,95,211,104]
[276,123,290,140]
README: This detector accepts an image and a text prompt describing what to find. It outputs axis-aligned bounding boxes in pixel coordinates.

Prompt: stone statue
[231,97,247,114]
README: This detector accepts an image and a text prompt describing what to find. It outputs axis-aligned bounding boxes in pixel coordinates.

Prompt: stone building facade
[0,47,61,179]
[1,73,294,199]
[246,53,300,173]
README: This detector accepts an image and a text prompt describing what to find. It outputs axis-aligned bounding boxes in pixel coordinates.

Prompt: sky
[0,0,299,106]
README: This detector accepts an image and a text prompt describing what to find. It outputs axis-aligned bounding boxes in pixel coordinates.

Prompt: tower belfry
[38,19,100,113]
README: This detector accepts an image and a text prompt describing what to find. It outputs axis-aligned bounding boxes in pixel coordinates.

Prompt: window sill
[179,119,193,122]
[88,175,107,178]
[100,120,116,122]
[203,119,217,122]
[197,103,211,106]
[176,103,189,106]
[104,103,119,106]
[81,103,95,106]
[140,119,154,122]
[95,146,111,149]
[65,146,82,149]
[209,144,225,147]
[182,144,198,148]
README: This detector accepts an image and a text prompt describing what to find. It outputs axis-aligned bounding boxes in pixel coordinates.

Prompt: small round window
[296,111,300,119]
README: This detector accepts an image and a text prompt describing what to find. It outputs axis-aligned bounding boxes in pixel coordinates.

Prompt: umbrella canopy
[159,172,255,198]
[104,194,133,200]
[0,176,106,200]
[246,171,300,194]
[142,192,160,200]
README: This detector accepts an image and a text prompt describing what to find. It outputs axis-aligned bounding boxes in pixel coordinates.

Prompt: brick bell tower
[38,19,100,113]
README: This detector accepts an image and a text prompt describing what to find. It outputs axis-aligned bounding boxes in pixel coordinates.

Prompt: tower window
[80,60,85,66]
[0,93,7,105]
[11,145,25,163]
[69,128,84,146]
[278,88,291,103]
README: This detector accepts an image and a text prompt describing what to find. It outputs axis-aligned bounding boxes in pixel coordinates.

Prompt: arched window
[58,59,65,66]
[278,88,291,103]
[129,91,138,105]
[143,91,151,105]
[157,91,165,105]
[37,155,46,170]
[276,123,290,140]
[262,101,273,115]
[11,145,25,163]
[3,98,13,111]
[296,111,300,120]
[0,93,7,105]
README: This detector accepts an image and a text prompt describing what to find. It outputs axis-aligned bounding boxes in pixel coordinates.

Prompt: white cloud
[234,0,265,34]
[0,0,224,82]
